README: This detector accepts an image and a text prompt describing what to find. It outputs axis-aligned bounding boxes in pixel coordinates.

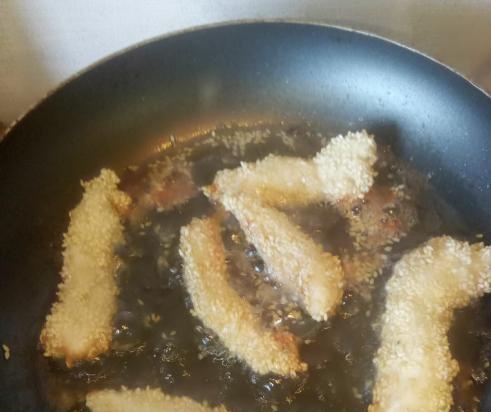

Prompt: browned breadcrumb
[370,236,491,412]
[86,387,227,412]
[205,131,382,290]
[219,194,344,321]
[40,169,131,366]
[208,130,377,206]
[180,217,306,376]
[314,130,377,200]
[211,156,321,207]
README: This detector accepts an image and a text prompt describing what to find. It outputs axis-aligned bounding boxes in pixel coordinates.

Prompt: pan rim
[2,18,490,142]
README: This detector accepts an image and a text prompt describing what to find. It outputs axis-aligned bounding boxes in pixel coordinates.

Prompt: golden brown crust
[205,130,380,290]
[210,156,321,207]
[180,217,306,376]
[40,169,131,365]
[314,130,377,200]
[86,387,227,412]
[219,194,344,321]
[208,130,377,206]
[370,236,491,412]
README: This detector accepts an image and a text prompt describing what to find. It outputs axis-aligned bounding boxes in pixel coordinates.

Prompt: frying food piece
[40,169,131,366]
[208,130,377,206]
[205,131,380,290]
[180,217,306,376]
[313,130,377,200]
[210,156,320,207]
[370,236,491,412]
[86,387,227,412]
[219,194,344,321]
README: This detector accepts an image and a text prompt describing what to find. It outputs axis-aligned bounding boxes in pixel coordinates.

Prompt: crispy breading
[180,217,306,376]
[314,130,377,200]
[370,236,491,412]
[219,194,344,321]
[208,130,377,205]
[86,387,227,412]
[211,156,321,207]
[40,169,131,366]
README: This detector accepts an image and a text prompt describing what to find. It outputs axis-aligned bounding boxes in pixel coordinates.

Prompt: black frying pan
[0,22,490,411]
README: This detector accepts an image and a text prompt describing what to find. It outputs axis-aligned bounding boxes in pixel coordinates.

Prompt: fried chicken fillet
[40,169,131,365]
[219,195,344,321]
[208,130,377,206]
[180,217,306,376]
[86,388,227,412]
[370,236,491,412]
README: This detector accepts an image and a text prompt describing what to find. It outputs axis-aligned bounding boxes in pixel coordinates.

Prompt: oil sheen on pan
[37,124,491,412]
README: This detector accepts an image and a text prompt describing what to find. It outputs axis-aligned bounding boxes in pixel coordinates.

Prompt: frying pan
[0,22,490,411]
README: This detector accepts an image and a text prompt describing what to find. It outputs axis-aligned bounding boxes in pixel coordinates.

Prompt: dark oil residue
[37,124,491,412]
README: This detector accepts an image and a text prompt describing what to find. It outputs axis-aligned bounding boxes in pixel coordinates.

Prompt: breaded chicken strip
[180,217,306,376]
[210,156,320,207]
[314,130,377,200]
[40,169,131,366]
[208,130,377,206]
[370,236,491,412]
[86,387,227,412]
[219,194,344,321]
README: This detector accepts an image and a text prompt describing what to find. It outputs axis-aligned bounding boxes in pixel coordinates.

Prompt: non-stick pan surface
[0,22,490,411]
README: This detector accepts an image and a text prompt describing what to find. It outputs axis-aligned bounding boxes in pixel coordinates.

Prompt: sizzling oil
[38,124,491,412]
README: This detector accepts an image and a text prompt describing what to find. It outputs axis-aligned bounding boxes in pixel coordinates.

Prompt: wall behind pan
[0,0,490,123]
